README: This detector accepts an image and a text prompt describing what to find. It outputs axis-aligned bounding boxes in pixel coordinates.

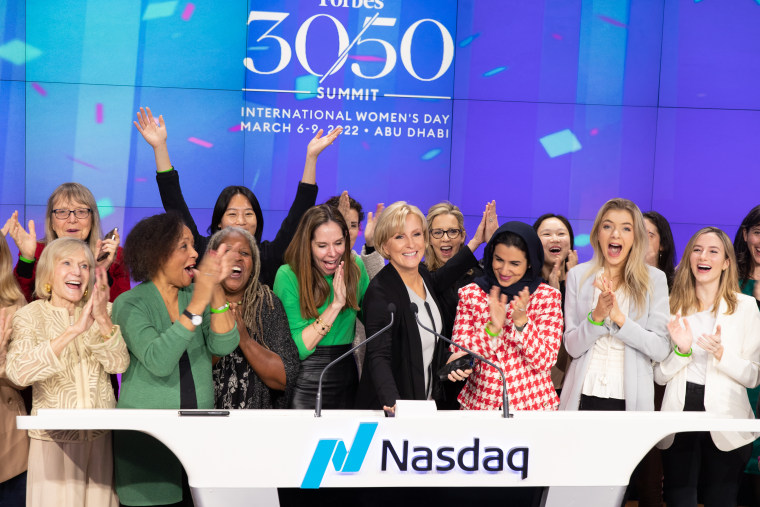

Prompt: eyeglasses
[430,228,463,239]
[52,208,92,220]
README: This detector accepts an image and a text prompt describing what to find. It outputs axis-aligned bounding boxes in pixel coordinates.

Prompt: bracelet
[587,311,604,326]
[484,321,500,337]
[210,302,230,314]
[101,325,118,340]
[673,345,693,357]
[18,255,35,264]
[157,165,175,174]
[314,317,331,336]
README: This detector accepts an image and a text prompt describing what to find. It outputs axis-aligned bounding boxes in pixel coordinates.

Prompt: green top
[273,258,370,360]
[742,279,760,475]
[111,281,239,505]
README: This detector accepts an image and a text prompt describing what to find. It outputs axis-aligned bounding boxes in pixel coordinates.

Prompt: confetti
[483,66,508,77]
[589,128,599,136]
[228,124,242,132]
[188,137,213,148]
[347,55,386,62]
[552,33,563,40]
[597,15,627,28]
[421,148,442,161]
[181,3,195,21]
[65,155,98,170]
[31,83,47,96]
[539,129,582,158]
[458,34,480,47]
[142,1,178,20]
[96,103,104,124]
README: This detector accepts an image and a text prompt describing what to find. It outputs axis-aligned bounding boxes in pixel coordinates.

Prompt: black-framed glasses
[430,228,463,239]
[52,208,92,220]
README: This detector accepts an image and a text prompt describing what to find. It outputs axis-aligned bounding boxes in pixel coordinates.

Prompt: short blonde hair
[374,201,428,260]
[35,238,95,301]
[425,201,465,271]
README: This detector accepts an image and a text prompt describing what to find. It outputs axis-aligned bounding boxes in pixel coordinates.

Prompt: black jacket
[156,169,318,287]
[355,246,478,409]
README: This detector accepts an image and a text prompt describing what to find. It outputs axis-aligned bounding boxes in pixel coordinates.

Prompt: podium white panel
[18,407,760,506]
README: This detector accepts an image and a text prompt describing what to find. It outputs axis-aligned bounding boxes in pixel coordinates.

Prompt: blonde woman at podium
[655,227,760,506]
[559,198,671,412]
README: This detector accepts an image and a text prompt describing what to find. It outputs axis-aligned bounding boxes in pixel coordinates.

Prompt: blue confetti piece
[421,149,442,161]
[483,66,508,77]
[295,75,319,100]
[0,39,42,65]
[97,198,114,219]
[142,1,178,20]
[458,33,480,47]
[539,129,582,158]
[574,234,591,247]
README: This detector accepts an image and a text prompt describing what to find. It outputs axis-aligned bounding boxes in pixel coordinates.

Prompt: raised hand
[95,228,120,270]
[4,211,37,259]
[90,268,110,321]
[488,285,508,331]
[70,295,95,337]
[667,313,693,355]
[364,203,384,248]
[510,286,530,328]
[133,106,167,148]
[306,126,343,160]
[336,191,350,222]
[592,290,614,323]
[192,244,231,307]
[484,200,499,243]
[467,207,489,252]
[331,261,347,309]
[697,325,723,361]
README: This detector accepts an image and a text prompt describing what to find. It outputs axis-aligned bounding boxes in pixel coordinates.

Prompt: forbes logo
[301,422,378,489]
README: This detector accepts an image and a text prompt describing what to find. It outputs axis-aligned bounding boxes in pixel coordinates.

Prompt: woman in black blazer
[355,201,493,413]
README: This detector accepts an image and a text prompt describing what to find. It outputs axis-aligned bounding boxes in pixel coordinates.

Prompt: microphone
[410,302,512,418]
[314,302,396,417]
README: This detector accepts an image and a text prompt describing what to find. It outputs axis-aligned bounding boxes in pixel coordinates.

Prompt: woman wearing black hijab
[451,222,563,411]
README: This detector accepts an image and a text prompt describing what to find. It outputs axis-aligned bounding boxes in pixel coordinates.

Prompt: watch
[182,309,203,327]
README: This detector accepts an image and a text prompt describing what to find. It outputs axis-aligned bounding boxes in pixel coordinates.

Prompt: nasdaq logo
[301,422,378,489]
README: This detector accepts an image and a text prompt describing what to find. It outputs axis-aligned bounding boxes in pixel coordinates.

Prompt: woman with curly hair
[210,227,299,410]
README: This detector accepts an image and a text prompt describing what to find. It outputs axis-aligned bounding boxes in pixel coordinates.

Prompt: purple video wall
[1,0,760,264]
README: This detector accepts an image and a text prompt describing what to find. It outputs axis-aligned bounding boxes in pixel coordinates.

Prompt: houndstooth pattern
[452,283,562,411]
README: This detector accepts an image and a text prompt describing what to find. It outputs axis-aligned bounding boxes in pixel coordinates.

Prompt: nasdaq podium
[17,403,760,507]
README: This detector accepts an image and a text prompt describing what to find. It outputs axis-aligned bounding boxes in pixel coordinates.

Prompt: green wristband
[673,345,692,358]
[484,321,500,338]
[587,311,604,326]
[210,302,230,314]
[18,255,35,264]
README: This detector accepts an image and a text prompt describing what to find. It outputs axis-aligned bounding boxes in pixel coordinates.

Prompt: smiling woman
[4,182,130,303]
[6,238,129,507]
[273,204,370,410]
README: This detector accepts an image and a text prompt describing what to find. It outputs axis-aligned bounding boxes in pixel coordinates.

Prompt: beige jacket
[0,357,28,483]
[6,300,129,442]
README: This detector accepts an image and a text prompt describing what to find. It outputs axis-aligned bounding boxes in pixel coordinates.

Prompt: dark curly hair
[124,212,185,282]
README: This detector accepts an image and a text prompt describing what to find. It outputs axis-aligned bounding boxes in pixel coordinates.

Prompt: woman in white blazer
[655,227,760,507]
[559,198,671,413]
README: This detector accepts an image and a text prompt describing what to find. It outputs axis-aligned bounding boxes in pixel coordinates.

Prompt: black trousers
[662,382,752,507]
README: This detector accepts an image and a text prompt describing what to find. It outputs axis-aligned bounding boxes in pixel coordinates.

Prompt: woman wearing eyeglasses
[4,183,129,303]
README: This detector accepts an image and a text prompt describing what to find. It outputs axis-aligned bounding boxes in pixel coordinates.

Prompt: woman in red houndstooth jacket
[451,221,563,411]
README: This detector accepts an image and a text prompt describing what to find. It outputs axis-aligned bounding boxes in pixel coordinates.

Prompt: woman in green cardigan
[112,213,239,506]
[273,204,369,410]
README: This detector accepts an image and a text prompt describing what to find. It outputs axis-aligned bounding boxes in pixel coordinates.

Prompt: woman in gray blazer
[559,198,671,412]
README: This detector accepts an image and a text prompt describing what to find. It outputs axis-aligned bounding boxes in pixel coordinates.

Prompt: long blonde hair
[585,198,650,315]
[424,201,465,271]
[0,234,25,308]
[670,227,739,316]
